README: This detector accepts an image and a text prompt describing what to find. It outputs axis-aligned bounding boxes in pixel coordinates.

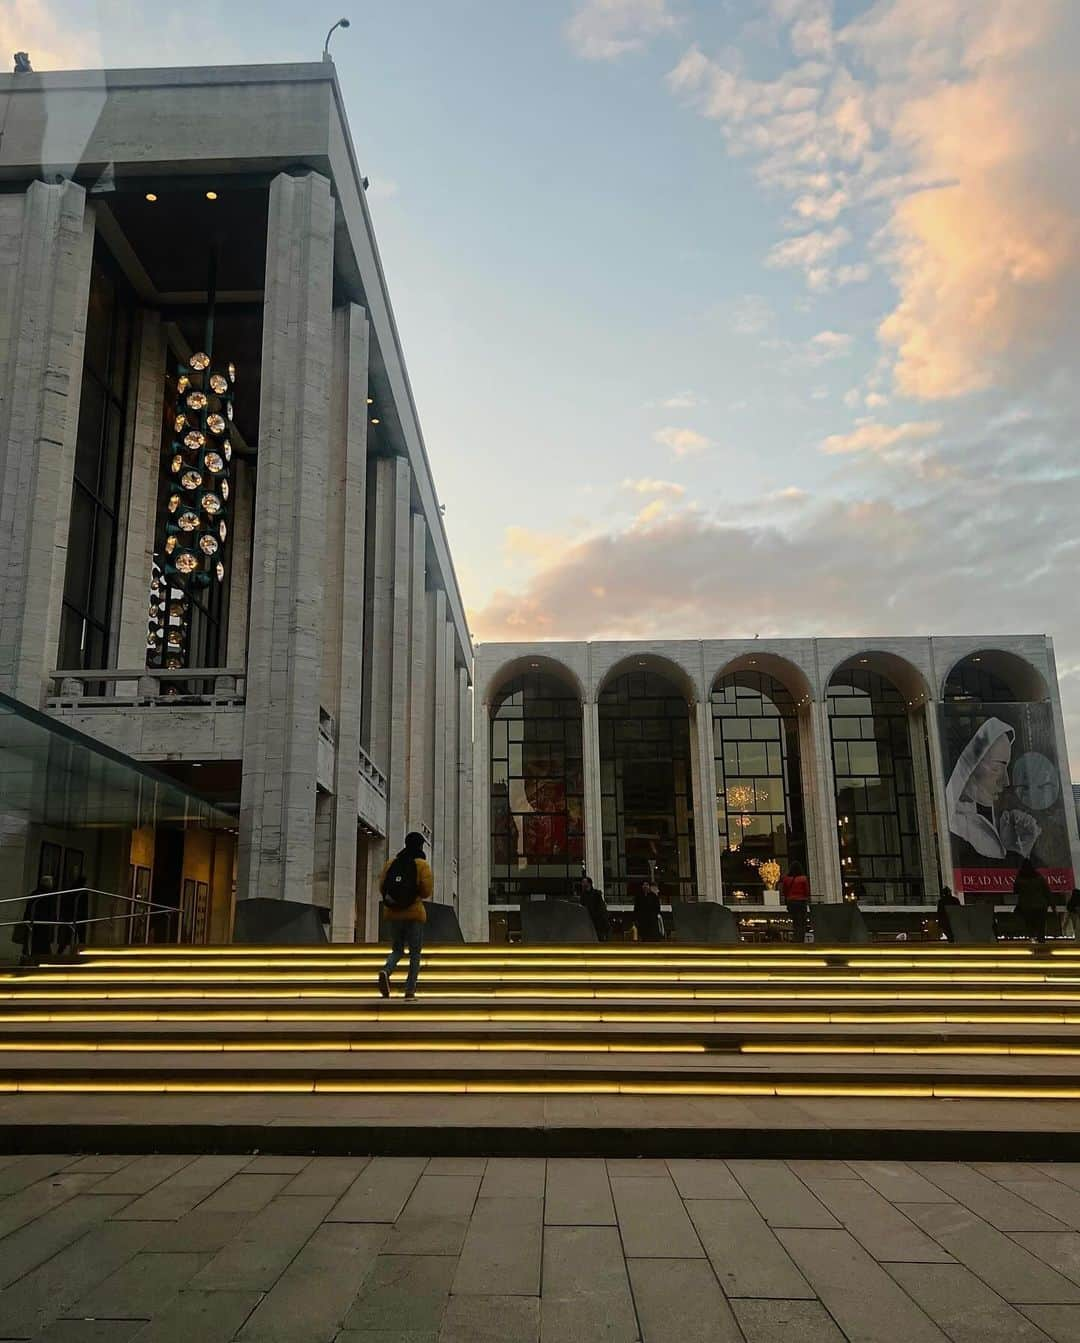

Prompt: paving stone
[385,1174,482,1256]
[807,1179,954,1263]
[336,1332,436,1343]
[1020,1305,1080,1341]
[687,1199,814,1299]
[612,1176,703,1259]
[728,1160,840,1229]
[540,1226,638,1343]
[607,1159,671,1178]
[0,1154,76,1195]
[667,1161,743,1200]
[0,1194,131,1289]
[330,1158,426,1222]
[909,1164,1068,1232]
[196,1172,294,1214]
[0,1171,102,1238]
[628,1257,742,1341]
[786,1161,855,1181]
[342,1255,455,1333]
[439,1294,540,1342]
[731,1299,848,1343]
[887,1262,1051,1342]
[68,1251,209,1319]
[151,1211,257,1252]
[846,1161,954,1204]
[425,1157,487,1176]
[191,1195,336,1291]
[974,1164,1053,1182]
[479,1158,545,1199]
[112,1155,251,1221]
[39,1322,145,1342]
[1039,1168,1080,1195]
[91,1155,194,1197]
[127,1287,263,1343]
[245,1155,311,1173]
[778,1228,948,1342]
[1005,1182,1080,1231]
[544,1159,615,1226]
[237,1223,386,1342]
[1011,1234,1080,1287]
[901,1203,1080,1304]
[453,1196,542,1296]
[66,1155,135,1174]
[285,1156,369,1197]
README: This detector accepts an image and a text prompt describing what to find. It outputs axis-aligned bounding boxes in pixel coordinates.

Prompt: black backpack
[381,852,418,910]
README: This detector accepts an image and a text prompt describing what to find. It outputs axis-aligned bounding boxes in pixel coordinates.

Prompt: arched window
[489,672,583,903]
[713,671,805,900]
[598,669,696,901]
[827,667,924,904]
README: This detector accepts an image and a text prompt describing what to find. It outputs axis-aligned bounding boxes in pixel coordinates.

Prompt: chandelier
[726,783,755,811]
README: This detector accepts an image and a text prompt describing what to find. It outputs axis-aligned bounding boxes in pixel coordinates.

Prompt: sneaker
[378,970,390,998]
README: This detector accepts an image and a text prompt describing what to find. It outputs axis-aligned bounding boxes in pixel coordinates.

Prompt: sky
[4,0,1080,761]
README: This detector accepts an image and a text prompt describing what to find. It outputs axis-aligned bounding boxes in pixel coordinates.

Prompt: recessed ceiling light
[145,192,158,202]
[366,397,374,405]
[205,190,218,201]
[370,417,380,426]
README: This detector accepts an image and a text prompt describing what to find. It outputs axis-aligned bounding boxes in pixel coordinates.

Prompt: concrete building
[0,62,472,943]
[469,638,1080,940]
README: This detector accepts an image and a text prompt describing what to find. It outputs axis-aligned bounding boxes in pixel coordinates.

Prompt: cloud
[648,391,702,409]
[810,330,852,356]
[729,294,774,335]
[566,0,677,61]
[634,499,669,525]
[819,419,943,456]
[653,426,712,456]
[766,227,850,273]
[502,525,573,570]
[622,478,687,497]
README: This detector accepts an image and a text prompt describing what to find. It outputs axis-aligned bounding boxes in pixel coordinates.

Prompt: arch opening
[943,650,1048,705]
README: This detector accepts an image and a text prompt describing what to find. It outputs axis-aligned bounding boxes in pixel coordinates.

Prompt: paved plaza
[4,1154,1080,1340]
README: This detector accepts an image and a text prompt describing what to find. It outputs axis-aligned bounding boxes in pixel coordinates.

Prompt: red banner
[954,867,1075,896]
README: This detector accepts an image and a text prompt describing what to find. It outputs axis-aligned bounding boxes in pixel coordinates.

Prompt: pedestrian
[780,861,811,944]
[14,875,57,964]
[633,880,664,942]
[1067,889,1080,941]
[580,875,610,942]
[1013,858,1055,944]
[378,832,433,999]
[937,885,962,943]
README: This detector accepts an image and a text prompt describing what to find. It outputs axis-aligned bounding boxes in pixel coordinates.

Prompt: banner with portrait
[940,701,1074,897]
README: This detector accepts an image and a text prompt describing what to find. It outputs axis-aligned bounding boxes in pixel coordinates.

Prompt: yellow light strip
[75,942,1065,957]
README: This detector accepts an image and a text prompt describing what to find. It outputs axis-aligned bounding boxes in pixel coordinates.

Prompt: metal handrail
[1,886,183,949]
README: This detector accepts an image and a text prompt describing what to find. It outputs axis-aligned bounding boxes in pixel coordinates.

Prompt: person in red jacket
[780,860,811,944]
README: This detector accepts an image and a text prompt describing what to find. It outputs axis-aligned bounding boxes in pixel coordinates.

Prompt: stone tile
[425,1157,487,1176]
[778,1228,949,1342]
[628,1257,742,1342]
[112,1155,251,1221]
[974,1164,1052,1182]
[687,1199,814,1299]
[126,1288,262,1343]
[809,1179,954,1263]
[1005,1182,1080,1231]
[191,1195,335,1291]
[888,1262,1051,1342]
[66,1155,134,1174]
[439,1294,540,1342]
[786,1161,855,1181]
[0,1171,102,1238]
[0,1154,76,1195]
[91,1155,194,1197]
[151,1211,256,1252]
[667,1160,743,1200]
[1039,1168,1080,1194]
[342,1255,455,1333]
[724,1161,837,1230]
[1012,1234,1080,1287]
[385,1174,482,1256]
[330,1158,427,1222]
[910,1164,1068,1232]
[453,1196,543,1296]
[544,1159,615,1226]
[245,1155,311,1173]
[902,1203,1080,1303]
[237,1223,386,1342]
[285,1156,369,1197]
[479,1158,545,1199]
[847,1161,955,1204]
[541,1226,638,1343]
[336,1332,436,1343]
[1021,1305,1080,1342]
[607,1159,671,1178]
[69,1251,208,1319]
[196,1172,294,1214]
[39,1322,145,1342]
[612,1176,703,1258]
[0,1194,131,1289]
[731,1299,848,1343]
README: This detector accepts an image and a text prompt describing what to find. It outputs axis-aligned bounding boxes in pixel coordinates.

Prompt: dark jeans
[383,919,424,994]
[1021,907,1047,943]
[787,900,809,943]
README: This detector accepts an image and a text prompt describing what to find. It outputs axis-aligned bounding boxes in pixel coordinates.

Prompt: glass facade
[58,244,136,671]
[713,671,805,901]
[944,659,1020,704]
[599,670,696,901]
[828,668,924,904]
[489,672,583,903]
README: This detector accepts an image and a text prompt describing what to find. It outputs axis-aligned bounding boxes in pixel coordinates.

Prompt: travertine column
[238,171,334,908]
[443,624,459,907]
[695,702,724,901]
[798,703,829,903]
[0,181,94,704]
[224,459,254,669]
[910,706,944,900]
[468,696,491,942]
[582,699,605,889]
[808,699,843,902]
[326,304,369,942]
[431,588,449,896]
[457,667,474,931]
[406,514,428,834]
[1046,640,1080,881]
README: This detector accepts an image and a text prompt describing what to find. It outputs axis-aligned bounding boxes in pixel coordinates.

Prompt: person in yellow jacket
[378,832,434,999]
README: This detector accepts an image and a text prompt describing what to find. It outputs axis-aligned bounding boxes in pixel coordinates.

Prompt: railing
[48,668,246,707]
[359,744,388,798]
[0,886,184,954]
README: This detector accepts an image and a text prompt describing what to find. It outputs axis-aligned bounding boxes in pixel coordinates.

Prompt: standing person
[1013,858,1055,943]
[937,885,962,943]
[580,875,610,942]
[780,861,811,944]
[378,833,433,1000]
[1066,889,1080,941]
[633,880,664,942]
[15,875,57,964]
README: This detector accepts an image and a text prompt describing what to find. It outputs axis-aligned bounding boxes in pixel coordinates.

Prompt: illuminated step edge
[73,944,1074,956]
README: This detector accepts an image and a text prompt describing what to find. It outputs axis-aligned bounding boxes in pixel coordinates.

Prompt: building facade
[0,62,472,943]
[469,638,1080,940]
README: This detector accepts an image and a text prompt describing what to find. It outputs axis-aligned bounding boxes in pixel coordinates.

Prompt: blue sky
[5,0,1080,758]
